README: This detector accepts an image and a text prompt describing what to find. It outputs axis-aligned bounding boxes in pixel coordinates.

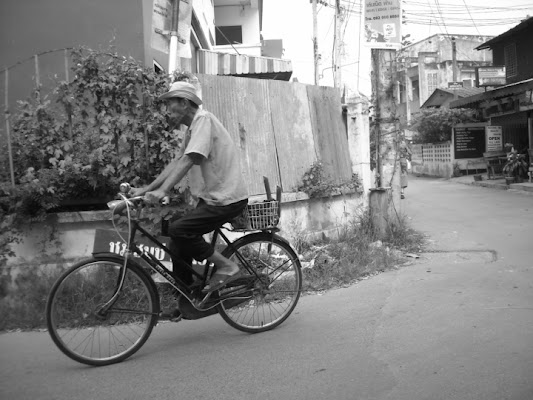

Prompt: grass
[300,211,425,292]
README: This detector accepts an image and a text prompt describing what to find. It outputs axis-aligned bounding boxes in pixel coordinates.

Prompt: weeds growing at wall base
[301,212,425,292]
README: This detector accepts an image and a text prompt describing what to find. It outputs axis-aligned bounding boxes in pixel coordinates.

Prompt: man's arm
[143,154,201,203]
[159,154,196,193]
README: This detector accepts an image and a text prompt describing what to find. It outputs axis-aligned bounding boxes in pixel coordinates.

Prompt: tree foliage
[411,108,479,143]
[0,46,195,264]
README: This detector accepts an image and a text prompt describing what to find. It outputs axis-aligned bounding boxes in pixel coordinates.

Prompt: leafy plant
[1,46,198,266]
[298,161,363,198]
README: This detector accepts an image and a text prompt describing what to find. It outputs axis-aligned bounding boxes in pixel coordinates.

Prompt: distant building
[395,34,493,124]
[451,17,533,154]
[421,87,485,109]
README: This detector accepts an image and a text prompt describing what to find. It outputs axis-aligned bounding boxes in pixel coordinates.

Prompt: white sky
[262,0,533,96]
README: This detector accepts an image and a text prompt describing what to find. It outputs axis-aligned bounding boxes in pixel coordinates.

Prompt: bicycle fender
[229,232,293,250]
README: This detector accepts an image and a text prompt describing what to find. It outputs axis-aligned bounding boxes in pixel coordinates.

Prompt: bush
[0,46,196,264]
[298,161,363,198]
[2,46,195,217]
[411,108,479,143]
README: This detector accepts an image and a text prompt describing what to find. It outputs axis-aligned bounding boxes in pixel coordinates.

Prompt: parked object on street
[503,148,528,184]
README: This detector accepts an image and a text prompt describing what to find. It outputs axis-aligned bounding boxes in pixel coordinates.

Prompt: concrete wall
[0,0,148,103]
[7,191,365,271]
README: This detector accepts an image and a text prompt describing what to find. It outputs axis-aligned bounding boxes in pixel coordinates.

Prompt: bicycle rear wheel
[46,256,159,366]
[218,232,302,333]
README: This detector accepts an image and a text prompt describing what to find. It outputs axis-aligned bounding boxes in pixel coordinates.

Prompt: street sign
[476,66,506,87]
[448,81,463,89]
[364,0,402,49]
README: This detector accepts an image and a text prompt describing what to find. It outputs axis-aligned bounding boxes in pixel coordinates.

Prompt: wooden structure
[483,151,507,180]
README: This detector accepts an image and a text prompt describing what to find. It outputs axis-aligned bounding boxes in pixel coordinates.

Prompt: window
[215,26,242,45]
[427,72,438,96]
[504,43,517,77]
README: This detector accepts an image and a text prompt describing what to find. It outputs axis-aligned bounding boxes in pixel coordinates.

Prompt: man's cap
[158,81,202,106]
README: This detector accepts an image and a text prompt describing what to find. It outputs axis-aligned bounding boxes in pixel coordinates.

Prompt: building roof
[450,78,533,108]
[421,87,485,108]
[476,17,533,50]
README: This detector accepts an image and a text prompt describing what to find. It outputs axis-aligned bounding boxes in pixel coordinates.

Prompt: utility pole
[405,67,411,125]
[452,36,458,100]
[312,0,319,85]
[371,48,401,221]
[168,0,180,74]
[333,0,342,88]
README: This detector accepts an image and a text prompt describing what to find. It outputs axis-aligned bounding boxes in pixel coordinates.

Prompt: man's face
[167,98,188,123]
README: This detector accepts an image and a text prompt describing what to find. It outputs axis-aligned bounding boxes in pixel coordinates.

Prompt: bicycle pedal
[160,309,182,321]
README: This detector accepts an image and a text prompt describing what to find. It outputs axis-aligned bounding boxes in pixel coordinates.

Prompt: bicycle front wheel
[46,257,159,366]
[218,232,302,333]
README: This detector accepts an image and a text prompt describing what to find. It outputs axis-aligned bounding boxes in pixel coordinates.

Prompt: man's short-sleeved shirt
[183,109,248,206]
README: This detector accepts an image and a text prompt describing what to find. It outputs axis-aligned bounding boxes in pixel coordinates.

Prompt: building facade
[395,34,493,124]
[451,17,533,158]
[0,0,291,102]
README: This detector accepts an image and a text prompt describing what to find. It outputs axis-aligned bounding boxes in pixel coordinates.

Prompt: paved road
[1,177,532,400]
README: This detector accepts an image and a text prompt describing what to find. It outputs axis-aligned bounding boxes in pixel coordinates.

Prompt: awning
[197,49,293,81]
[449,79,533,109]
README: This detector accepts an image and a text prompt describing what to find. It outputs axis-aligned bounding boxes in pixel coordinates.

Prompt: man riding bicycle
[130,81,248,293]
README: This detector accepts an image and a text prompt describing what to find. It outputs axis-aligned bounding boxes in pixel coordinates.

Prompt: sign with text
[364,0,402,49]
[152,0,172,54]
[151,0,193,58]
[176,0,193,59]
[485,126,503,152]
[448,81,463,89]
[453,125,486,159]
[476,66,506,87]
[93,229,172,269]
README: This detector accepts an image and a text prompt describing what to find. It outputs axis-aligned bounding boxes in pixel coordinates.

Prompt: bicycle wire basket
[232,200,280,231]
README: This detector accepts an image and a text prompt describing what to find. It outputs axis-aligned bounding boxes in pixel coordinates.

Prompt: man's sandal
[202,270,246,293]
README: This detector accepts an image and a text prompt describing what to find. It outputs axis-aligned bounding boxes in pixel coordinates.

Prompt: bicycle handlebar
[107,182,170,215]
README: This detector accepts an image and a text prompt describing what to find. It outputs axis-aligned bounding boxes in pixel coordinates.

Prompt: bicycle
[46,183,302,366]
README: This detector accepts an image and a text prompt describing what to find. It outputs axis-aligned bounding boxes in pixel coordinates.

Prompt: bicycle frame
[99,200,269,314]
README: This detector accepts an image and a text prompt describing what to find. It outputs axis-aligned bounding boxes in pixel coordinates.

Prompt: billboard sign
[364,0,402,49]
[476,66,506,87]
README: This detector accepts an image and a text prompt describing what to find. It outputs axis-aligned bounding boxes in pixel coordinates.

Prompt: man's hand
[144,189,168,205]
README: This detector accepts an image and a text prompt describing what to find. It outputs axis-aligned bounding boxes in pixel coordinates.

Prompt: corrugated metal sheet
[198,50,292,77]
[198,74,281,195]
[307,85,352,183]
[197,75,352,195]
[268,80,318,191]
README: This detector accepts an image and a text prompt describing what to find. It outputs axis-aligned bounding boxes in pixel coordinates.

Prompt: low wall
[6,191,364,274]
[411,142,488,178]
[412,142,453,178]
